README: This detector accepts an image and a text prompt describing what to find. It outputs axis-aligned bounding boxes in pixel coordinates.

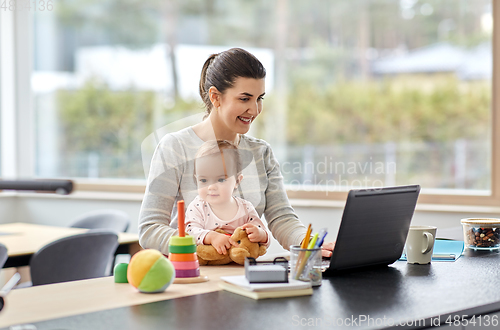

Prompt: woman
[139,48,334,257]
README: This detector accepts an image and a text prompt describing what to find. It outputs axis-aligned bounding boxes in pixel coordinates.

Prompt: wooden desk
[0,223,140,268]
[2,250,500,330]
[0,265,244,328]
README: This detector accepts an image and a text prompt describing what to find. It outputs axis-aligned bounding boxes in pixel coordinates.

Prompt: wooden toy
[168,200,208,284]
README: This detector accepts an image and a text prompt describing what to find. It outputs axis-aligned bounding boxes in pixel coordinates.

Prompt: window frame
[1,9,33,178]
[2,2,499,207]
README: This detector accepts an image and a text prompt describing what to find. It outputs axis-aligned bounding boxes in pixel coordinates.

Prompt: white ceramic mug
[406,226,437,264]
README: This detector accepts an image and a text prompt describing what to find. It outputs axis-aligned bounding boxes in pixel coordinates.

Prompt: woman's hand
[205,231,239,255]
[321,241,335,258]
[241,223,268,243]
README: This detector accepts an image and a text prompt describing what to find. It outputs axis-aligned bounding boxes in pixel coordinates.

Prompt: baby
[185,140,270,255]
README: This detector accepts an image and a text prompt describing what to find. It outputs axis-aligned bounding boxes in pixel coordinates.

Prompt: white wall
[3,194,500,255]
[10,195,142,230]
[0,194,17,224]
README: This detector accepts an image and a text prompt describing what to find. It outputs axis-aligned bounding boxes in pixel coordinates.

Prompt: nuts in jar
[461,218,500,251]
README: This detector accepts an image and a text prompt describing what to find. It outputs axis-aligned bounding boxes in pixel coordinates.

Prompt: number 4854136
[445,314,499,327]
[1,0,54,11]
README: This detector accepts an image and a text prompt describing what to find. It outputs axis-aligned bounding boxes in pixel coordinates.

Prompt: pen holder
[290,245,322,286]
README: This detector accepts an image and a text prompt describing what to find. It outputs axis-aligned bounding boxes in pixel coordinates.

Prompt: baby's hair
[193,140,242,182]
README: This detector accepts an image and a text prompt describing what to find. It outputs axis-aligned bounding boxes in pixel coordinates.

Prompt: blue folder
[399,239,465,262]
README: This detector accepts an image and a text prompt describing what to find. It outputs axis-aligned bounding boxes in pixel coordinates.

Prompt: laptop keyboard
[321,258,331,271]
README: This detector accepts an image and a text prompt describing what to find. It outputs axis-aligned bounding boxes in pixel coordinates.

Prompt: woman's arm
[138,135,185,255]
[261,143,308,250]
[259,142,334,257]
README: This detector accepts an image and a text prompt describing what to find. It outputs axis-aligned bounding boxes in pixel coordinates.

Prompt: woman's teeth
[238,117,251,123]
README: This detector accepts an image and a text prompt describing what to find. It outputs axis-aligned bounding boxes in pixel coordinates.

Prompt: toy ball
[127,249,176,293]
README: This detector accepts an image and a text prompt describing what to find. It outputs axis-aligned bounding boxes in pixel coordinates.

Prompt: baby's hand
[241,223,268,243]
[207,232,238,255]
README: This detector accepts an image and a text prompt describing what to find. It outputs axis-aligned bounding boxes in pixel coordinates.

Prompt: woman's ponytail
[199,54,218,118]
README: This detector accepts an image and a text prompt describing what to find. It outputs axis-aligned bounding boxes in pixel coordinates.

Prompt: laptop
[323,185,420,275]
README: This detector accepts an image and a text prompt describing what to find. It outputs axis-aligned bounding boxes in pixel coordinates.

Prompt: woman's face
[213,77,265,135]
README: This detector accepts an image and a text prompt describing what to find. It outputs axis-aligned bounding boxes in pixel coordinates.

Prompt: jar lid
[461,218,500,226]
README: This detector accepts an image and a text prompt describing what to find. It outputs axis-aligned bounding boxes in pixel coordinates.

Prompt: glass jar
[461,218,500,251]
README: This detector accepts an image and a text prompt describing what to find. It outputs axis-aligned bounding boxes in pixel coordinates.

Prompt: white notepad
[220,275,311,292]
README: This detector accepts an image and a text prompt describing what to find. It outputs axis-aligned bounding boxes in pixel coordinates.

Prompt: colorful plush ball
[127,249,176,293]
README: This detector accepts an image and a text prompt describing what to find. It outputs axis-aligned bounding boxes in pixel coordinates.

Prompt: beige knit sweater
[138,127,307,254]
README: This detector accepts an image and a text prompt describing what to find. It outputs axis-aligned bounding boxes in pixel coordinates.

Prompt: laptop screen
[324,185,420,275]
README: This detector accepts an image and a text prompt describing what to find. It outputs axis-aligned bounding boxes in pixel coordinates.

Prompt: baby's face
[195,153,238,205]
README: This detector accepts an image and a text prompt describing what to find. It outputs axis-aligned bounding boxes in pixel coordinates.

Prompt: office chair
[70,209,130,233]
[29,231,119,286]
[0,243,7,269]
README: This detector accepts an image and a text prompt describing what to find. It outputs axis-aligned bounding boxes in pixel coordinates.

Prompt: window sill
[3,191,500,215]
[290,198,500,214]
[0,191,145,202]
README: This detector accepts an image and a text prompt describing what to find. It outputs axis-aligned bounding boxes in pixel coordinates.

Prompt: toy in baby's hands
[196,229,232,265]
[197,226,267,265]
[229,226,267,265]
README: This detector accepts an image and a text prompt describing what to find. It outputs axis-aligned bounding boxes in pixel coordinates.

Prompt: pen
[400,253,457,261]
[307,233,319,250]
[432,254,456,261]
[301,224,312,249]
[294,224,312,275]
[314,228,328,249]
[295,233,318,280]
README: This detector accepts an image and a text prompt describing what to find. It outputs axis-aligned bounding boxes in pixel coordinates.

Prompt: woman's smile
[237,116,253,124]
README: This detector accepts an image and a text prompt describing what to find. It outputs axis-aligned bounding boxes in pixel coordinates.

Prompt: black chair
[0,243,8,269]
[29,231,119,286]
[70,209,130,233]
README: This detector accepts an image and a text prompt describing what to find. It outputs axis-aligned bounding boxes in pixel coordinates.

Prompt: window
[1,9,17,178]
[4,0,499,206]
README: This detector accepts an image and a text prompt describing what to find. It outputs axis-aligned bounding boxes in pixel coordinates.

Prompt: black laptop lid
[324,185,420,275]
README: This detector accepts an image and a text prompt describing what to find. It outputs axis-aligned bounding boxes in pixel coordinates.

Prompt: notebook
[219,275,312,300]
